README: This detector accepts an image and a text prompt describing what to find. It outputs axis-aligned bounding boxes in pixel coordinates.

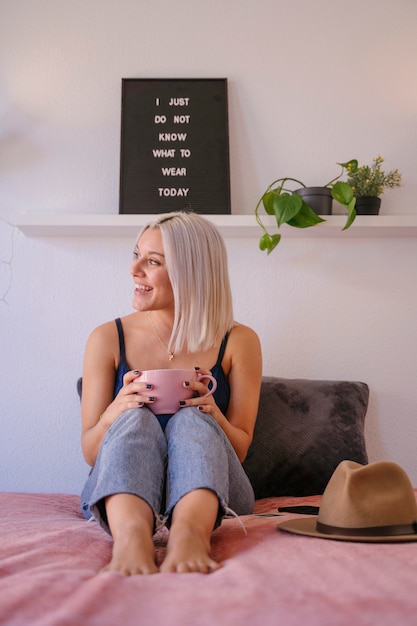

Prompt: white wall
[1,0,417,494]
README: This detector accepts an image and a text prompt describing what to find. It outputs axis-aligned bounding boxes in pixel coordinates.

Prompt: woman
[80,211,262,575]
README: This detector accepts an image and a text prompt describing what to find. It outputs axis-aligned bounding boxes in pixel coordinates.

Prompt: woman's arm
[80,322,151,466]
[216,324,262,461]
[80,323,119,466]
[183,324,262,462]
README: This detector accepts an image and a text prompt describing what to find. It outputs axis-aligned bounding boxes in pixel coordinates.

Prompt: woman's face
[130,228,174,313]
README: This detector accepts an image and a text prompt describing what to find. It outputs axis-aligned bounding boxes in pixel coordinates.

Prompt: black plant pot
[294,186,332,215]
[354,196,381,215]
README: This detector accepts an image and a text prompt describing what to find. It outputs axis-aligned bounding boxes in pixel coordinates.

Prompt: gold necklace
[148,313,174,361]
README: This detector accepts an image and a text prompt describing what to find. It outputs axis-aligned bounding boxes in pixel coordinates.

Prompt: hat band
[316,520,417,537]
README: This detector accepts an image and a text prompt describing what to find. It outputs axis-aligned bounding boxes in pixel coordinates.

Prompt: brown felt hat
[279,460,417,542]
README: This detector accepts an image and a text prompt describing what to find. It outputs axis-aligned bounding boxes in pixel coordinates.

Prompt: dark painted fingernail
[137,401,144,407]
[148,397,155,402]
[184,381,190,386]
[198,406,204,411]
[146,384,152,389]
[133,370,140,375]
[194,366,200,371]
[179,400,186,406]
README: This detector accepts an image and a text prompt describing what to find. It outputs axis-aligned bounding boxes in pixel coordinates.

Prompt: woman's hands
[100,367,218,431]
[179,367,220,417]
[99,370,156,429]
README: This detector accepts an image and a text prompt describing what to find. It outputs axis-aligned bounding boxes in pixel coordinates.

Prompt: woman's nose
[131,260,144,276]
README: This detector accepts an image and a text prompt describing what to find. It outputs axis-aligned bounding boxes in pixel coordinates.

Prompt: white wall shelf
[15,213,417,238]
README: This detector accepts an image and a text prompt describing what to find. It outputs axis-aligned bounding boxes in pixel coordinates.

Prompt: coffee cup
[134,369,217,415]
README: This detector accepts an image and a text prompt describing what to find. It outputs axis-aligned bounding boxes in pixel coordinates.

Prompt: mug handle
[198,374,217,397]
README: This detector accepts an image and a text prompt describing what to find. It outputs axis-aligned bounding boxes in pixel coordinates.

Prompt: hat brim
[278,517,417,543]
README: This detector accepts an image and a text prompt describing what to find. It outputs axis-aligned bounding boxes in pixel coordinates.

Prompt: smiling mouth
[135,284,152,293]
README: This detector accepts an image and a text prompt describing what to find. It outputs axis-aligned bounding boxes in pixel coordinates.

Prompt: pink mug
[134,369,217,415]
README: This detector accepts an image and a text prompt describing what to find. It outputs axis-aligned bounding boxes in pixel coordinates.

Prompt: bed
[2,377,416,626]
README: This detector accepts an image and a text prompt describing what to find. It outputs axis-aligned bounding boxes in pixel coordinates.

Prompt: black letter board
[119,78,230,215]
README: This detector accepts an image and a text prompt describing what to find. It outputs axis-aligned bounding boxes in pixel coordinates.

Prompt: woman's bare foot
[160,521,221,573]
[102,523,159,575]
[102,493,158,576]
[160,488,221,574]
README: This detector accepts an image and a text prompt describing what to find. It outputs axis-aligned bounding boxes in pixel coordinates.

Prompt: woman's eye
[132,251,160,266]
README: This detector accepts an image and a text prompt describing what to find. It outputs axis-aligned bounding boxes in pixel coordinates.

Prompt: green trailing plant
[255,160,358,254]
[346,156,401,197]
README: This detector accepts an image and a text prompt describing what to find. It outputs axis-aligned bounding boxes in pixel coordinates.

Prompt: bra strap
[214,332,230,367]
[115,318,126,366]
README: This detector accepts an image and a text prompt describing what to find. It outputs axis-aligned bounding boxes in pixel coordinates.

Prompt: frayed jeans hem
[88,492,166,537]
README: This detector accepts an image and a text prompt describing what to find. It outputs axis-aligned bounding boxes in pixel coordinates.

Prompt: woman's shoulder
[88,319,118,342]
[229,322,260,343]
[88,313,140,339]
[86,312,148,354]
[224,323,262,382]
[225,323,261,360]
[84,321,119,364]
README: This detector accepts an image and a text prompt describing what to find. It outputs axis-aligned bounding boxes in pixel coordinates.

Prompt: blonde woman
[80,211,262,575]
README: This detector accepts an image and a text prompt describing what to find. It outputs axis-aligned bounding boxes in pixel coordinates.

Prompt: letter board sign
[119,78,230,214]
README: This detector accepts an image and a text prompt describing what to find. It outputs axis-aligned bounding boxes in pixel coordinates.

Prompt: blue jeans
[81,406,255,533]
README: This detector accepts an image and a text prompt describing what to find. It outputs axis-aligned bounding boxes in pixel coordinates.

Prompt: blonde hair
[137,212,234,353]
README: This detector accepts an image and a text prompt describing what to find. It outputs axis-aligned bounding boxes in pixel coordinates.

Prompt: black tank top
[113,318,231,429]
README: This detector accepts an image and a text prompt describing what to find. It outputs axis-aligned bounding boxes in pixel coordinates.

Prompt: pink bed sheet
[1,491,417,626]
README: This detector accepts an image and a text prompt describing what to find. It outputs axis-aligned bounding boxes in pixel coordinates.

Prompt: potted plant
[346,156,401,215]
[255,160,357,254]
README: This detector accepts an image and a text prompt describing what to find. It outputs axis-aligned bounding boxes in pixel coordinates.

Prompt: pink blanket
[1,492,417,626]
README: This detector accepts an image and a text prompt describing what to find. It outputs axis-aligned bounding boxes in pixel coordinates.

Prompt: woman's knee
[103,407,167,456]
[111,407,161,435]
[166,406,221,439]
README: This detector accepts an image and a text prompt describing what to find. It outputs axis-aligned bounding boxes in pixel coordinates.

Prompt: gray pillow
[242,377,369,499]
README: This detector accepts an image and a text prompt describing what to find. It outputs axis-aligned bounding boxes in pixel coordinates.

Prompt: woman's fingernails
[179,400,186,406]
[148,397,155,402]
[198,406,204,412]
[137,401,144,407]
[133,370,140,375]
[184,381,190,387]
[194,366,200,371]
[146,384,152,389]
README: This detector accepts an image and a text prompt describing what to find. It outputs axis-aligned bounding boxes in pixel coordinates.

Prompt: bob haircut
[136,211,234,353]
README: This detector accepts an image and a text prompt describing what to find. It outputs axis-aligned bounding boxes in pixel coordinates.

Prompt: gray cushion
[242,377,369,499]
